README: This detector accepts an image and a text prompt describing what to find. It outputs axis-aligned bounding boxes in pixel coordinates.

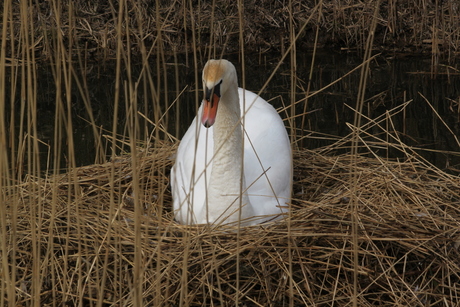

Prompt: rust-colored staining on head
[203,60,226,84]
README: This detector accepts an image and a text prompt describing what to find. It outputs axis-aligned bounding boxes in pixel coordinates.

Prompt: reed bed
[3,128,460,306]
[2,0,460,306]
[5,0,460,60]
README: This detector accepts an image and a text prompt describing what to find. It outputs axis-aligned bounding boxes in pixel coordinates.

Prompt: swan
[171,59,292,226]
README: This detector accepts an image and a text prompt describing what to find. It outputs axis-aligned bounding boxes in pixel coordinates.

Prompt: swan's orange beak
[201,93,220,128]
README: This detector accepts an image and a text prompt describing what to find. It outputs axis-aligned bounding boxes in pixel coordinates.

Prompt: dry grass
[4,127,460,306]
[2,0,460,306]
[3,0,460,60]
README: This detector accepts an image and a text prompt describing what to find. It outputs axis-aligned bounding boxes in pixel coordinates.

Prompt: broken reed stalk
[350,2,380,306]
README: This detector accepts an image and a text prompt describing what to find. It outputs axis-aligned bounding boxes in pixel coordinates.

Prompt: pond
[10,52,460,172]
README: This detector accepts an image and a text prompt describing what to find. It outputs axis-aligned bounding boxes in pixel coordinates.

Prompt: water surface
[16,52,460,171]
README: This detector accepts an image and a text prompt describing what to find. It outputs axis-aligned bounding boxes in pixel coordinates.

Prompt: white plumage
[171,59,292,226]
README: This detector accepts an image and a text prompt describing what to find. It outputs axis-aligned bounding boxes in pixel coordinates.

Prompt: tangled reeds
[2,0,460,306]
[3,128,460,306]
[5,0,460,60]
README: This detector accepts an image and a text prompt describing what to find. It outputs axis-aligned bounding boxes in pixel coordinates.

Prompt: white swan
[171,59,292,226]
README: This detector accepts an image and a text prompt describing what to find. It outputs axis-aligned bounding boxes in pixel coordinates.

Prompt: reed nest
[4,133,460,306]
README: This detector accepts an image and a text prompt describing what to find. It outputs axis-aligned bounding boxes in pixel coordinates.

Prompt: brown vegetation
[1,0,460,306]
[5,130,460,306]
[4,0,460,60]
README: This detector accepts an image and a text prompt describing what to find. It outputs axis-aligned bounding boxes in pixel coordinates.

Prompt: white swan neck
[203,87,254,224]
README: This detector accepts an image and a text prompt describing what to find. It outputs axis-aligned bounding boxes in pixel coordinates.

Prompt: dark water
[14,52,460,171]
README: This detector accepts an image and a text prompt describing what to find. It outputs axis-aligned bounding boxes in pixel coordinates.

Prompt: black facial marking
[205,80,222,104]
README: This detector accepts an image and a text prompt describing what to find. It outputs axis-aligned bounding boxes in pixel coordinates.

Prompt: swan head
[201,59,237,128]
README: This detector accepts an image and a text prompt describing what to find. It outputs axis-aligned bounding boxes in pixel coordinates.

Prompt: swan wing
[239,88,292,217]
[171,105,214,224]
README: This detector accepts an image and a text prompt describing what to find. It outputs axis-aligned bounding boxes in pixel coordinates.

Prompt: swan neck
[206,87,254,224]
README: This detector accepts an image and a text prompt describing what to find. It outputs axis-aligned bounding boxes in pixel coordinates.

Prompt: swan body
[171,59,292,226]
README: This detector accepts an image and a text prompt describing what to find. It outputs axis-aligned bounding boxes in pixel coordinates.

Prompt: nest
[4,134,460,306]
